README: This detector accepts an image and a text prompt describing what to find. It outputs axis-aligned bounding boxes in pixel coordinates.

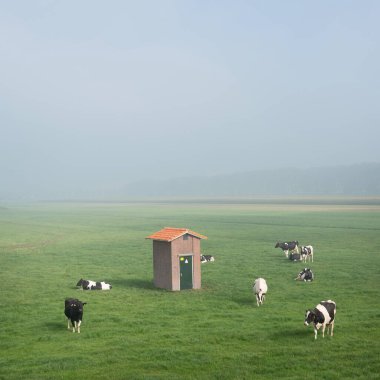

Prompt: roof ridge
[146,227,207,241]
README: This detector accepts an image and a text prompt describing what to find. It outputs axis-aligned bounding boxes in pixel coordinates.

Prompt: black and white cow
[201,255,215,263]
[76,279,112,290]
[252,278,268,307]
[304,300,336,340]
[275,241,299,258]
[64,298,86,333]
[295,268,314,281]
[300,245,314,263]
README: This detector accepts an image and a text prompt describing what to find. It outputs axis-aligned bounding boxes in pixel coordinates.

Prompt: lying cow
[300,245,314,263]
[304,300,336,340]
[201,255,215,263]
[76,278,112,290]
[295,268,314,282]
[64,298,86,333]
[275,241,299,258]
[289,252,301,261]
[252,278,268,307]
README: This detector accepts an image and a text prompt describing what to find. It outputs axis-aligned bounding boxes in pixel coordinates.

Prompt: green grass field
[1,200,379,379]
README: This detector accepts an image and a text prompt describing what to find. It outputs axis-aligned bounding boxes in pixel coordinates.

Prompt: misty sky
[1,1,379,198]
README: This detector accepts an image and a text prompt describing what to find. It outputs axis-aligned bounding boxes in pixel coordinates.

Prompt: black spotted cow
[300,245,314,263]
[252,278,268,307]
[304,300,336,340]
[201,255,215,263]
[295,268,314,282]
[275,241,299,258]
[64,298,86,333]
[76,279,112,290]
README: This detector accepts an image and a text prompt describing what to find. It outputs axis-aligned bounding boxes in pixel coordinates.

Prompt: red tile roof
[146,227,207,242]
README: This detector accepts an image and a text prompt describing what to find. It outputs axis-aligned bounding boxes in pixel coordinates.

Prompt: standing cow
[64,298,86,333]
[252,278,268,307]
[304,300,336,340]
[300,245,314,263]
[275,241,299,258]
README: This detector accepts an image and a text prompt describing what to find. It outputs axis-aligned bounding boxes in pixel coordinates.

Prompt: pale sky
[1,1,379,199]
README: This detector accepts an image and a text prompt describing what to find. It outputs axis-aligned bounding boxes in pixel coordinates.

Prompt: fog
[1,1,379,200]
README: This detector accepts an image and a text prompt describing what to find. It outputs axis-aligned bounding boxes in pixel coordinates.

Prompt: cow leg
[256,294,260,307]
[73,321,80,333]
[284,250,289,258]
[330,321,334,336]
[67,319,71,330]
[314,327,318,340]
[322,324,326,338]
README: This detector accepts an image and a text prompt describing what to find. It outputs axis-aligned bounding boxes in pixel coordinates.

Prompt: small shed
[146,227,207,291]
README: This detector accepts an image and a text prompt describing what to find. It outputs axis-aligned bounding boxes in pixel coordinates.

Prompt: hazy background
[1,1,379,200]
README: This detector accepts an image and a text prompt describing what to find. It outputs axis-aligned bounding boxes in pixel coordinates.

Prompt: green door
[180,255,193,290]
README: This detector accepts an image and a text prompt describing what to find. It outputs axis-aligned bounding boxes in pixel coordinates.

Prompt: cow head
[256,289,266,305]
[304,310,316,326]
[297,269,314,281]
[74,302,83,313]
[275,242,279,248]
[68,299,86,311]
[81,280,91,289]
[76,279,84,287]
[295,268,307,280]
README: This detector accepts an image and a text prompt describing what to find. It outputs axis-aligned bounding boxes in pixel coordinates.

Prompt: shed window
[183,234,189,240]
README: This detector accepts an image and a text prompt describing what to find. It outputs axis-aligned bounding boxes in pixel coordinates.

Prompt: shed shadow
[111,278,156,290]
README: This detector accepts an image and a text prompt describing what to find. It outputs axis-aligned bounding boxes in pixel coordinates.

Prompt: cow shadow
[111,278,155,290]
[46,321,64,331]
[233,296,256,307]
[270,327,307,339]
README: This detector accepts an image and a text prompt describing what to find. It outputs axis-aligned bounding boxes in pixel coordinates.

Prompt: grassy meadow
[0,199,379,379]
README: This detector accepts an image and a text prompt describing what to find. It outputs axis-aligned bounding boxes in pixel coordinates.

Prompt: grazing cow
[76,279,112,290]
[252,278,268,307]
[201,255,215,263]
[64,298,86,333]
[275,241,299,258]
[304,300,336,340]
[295,268,314,282]
[300,245,314,263]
